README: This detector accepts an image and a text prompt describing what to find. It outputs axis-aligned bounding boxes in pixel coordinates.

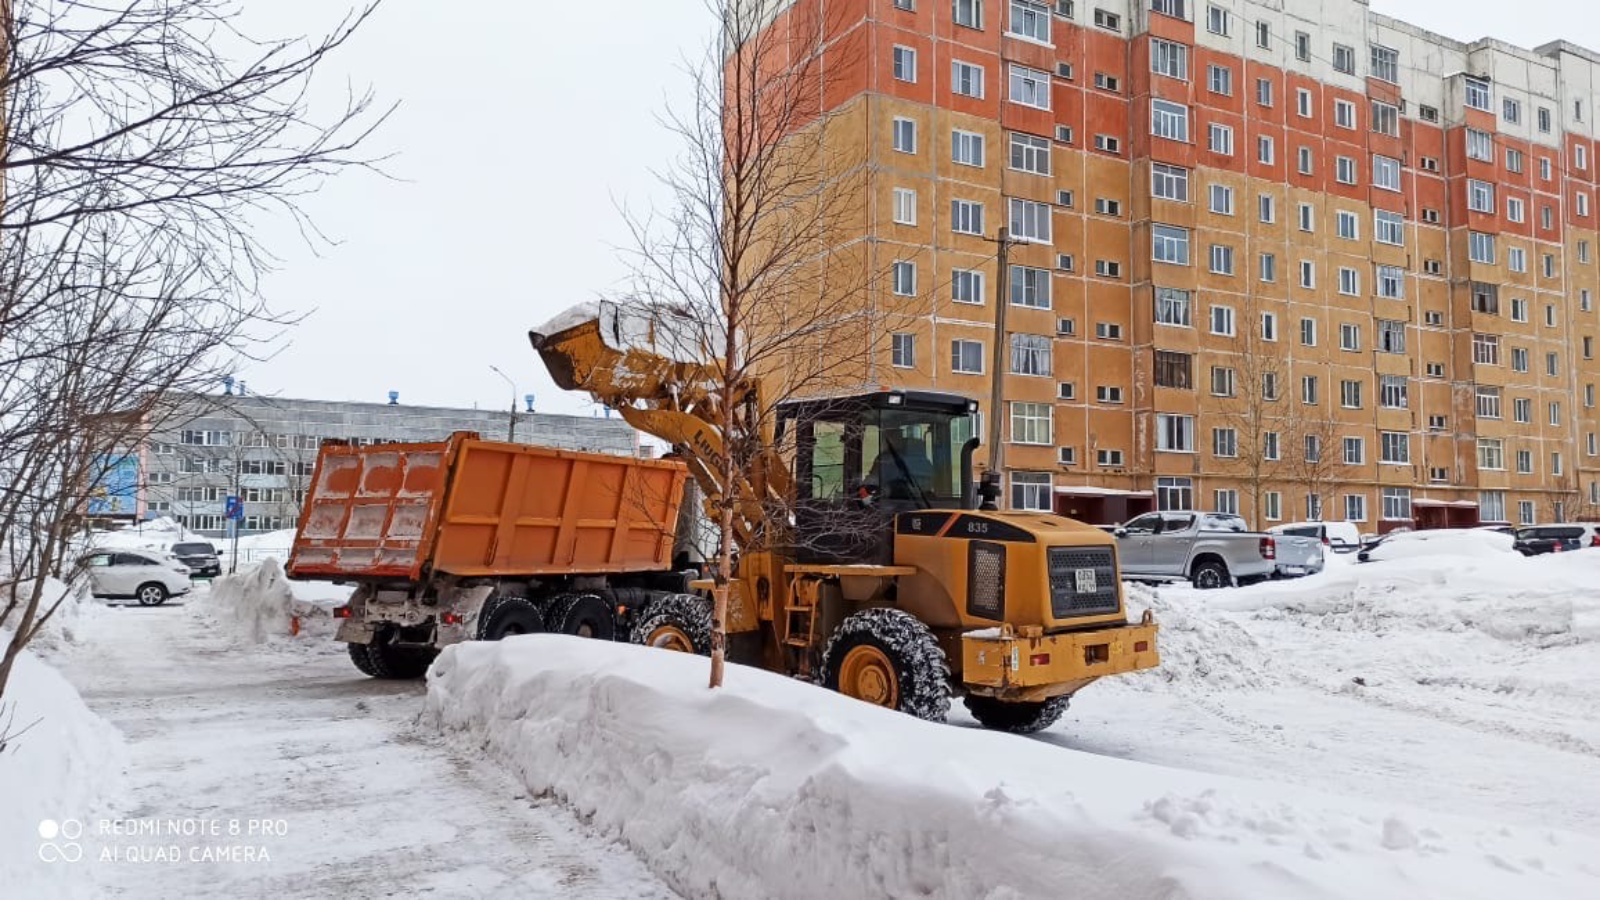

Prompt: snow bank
[1121,582,1279,690]
[3,578,101,651]
[0,643,127,895]
[425,637,1600,900]
[1361,527,1514,562]
[204,559,344,644]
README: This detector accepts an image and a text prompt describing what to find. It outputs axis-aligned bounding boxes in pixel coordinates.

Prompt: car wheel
[1190,560,1231,590]
[135,583,169,606]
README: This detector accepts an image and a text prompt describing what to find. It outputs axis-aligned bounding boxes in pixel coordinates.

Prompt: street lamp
[489,365,517,442]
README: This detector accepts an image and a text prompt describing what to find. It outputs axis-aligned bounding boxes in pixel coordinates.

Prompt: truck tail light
[1259,537,1277,560]
[1029,653,1051,666]
[333,605,352,619]
[1592,534,1600,548]
[440,612,464,626]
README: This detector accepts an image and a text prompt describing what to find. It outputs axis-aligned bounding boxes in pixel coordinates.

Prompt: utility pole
[490,365,517,442]
[983,227,1021,494]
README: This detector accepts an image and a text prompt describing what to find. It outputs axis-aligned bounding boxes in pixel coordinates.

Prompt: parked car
[170,541,222,577]
[1115,511,1324,588]
[1268,521,1363,554]
[1357,527,1517,562]
[80,550,193,606]
[1512,524,1600,555]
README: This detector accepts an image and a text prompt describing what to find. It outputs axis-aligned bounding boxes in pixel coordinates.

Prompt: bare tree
[1282,412,1342,522]
[608,0,899,687]
[1214,300,1290,528]
[0,0,388,700]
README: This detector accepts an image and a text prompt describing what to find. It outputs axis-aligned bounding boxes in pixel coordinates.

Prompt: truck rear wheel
[963,695,1071,734]
[630,593,711,654]
[478,596,545,641]
[548,593,616,641]
[347,641,379,677]
[821,609,950,723]
[364,629,434,679]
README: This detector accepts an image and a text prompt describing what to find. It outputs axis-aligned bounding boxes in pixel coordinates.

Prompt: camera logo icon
[38,819,84,863]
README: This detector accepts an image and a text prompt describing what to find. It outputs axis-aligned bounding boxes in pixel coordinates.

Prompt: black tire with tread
[365,630,433,679]
[963,694,1071,734]
[346,641,379,677]
[1191,559,1232,590]
[820,608,951,723]
[629,593,712,654]
[478,596,546,641]
[547,593,616,641]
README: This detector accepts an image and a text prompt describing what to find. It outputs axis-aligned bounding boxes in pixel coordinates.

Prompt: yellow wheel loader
[531,304,1158,733]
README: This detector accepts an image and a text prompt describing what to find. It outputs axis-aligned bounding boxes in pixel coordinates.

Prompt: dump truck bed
[287,433,687,582]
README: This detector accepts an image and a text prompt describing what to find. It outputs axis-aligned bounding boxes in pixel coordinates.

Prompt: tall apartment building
[755,0,1600,528]
[131,393,638,536]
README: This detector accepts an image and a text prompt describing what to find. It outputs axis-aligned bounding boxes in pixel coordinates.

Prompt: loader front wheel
[963,694,1071,734]
[630,593,712,655]
[821,609,950,723]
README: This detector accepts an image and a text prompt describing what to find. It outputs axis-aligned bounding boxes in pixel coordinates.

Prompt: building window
[1007,0,1051,42]
[1513,397,1531,424]
[1009,133,1051,175]
[1010,472,1053,511]
[1212,428,1238,458]
[1301,375,1319,405]
[1332,99,1356,129]
[1209,304,1235,336]
[1300,317,1316,346]
[1538,106,1552,133]
[1380,432,1410,465]
[1151,38,1188,80]
[1299,260,1316,289]
[1208,184,1234,215]
[1382,488,1412,522]
[1156,477,1193,511]
[1009,333,1052,376]
[1259,253,1276,282]
[1468,179,1495,214]
[1151,163,1190,201]
[1261,312,1277,341]
[1466,128,1492,161]
[1210,124,1234,155]
[1009,64,1051,109]
[1340,323,1361,351]
[1377,319,1405,354]
[1344,494,1368,523]
[1264,432,1281,461]
[951,199,984,235]
[1335,156,1356,185]
[1208,244,1235,276]
[1464,76,1491,112]
[952,269,984,304]
[1340,379,1363,409]
[1476,386,1502,419]
[1156,414,1196,452]
[1478,440,1505,471]
[891,333,915,368]
[1371,44,1398,83]
[1094,134,1121,154]
[1093,72,1120,92]
[893,188,917,225]
[1152,224,1191,265]
[1294,31,1310,62]
[1510,345,1526,371]
[1480,491,1506,523]
[1096,385,1124,404]
[1332,43,1355,74]
[1264,491,1282,521]
[952,60,985,98]
[1296,89,1313,119]
[1468,231,1496,264]
[1255,21,1270,50]
[951,339,984,374]
[1095,197,1121,216]
[1010,402,1053,444]
[1336,210,1358,240]
[1206,5,1230,35]
[1343,437,1365,464]
[1211,366,1237,398]
[1338,267,1359,296]
[953,0,982,28]
[1151,99,1189,142]
[892,45,917,82]
[1155,287,1192,327]
[1258,193,1275,223]
[1095,449,1123,468]
[1380,375,1408,409]
[1154,350,1193,389]
[1010,264,1051,308]
[1472,282,1500,315]
[1256,78,1272,107]
[952,129,985,166]
[1376,266,1404,299]
[892,261,916,296]
[1297,145,1313,174]
[1371,101,1399,136]
[893,118,917,153]
[1207,64,1232,96]
[1009,198,1051,242]
[1093,9,1120,31]
[1375,210,1404,246]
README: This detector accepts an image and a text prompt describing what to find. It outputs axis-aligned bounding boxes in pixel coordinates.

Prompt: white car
[1268,521,1363,554]
[80,549,193,606]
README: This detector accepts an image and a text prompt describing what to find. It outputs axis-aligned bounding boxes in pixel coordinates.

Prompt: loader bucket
[529,304,718,406]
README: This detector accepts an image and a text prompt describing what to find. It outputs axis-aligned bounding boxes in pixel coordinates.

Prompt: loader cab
[782,390,980,564]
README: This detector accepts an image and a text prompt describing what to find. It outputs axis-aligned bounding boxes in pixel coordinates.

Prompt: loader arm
[529,303,790,553]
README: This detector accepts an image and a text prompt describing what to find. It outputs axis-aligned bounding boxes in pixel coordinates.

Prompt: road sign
[224,495,244,521]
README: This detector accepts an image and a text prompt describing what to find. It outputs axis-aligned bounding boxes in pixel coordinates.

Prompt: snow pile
[205,559,342,644]
[0,643,127,895]
[1121,582,1279,690]
[1212,550,1600,647]
[1361,527,1514,562]
[8,578,101,651]
[425,636,1600,900]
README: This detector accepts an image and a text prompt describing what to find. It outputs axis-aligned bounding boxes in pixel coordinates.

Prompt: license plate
[1074,568,1098,593]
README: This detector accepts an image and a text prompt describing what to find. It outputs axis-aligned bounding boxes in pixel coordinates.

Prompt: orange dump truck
[286,432,694,678]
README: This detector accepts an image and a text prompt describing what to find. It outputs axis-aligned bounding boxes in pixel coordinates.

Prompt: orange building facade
[757,0,1600,529]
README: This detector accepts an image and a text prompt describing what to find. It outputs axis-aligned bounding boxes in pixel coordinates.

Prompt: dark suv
[1512,524,1600,556]
[170,541,222,577]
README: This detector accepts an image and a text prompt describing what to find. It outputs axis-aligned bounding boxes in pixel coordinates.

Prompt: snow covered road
[53,593,676,899]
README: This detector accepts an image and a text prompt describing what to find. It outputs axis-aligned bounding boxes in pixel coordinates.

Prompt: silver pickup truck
[1114,511,1324,588]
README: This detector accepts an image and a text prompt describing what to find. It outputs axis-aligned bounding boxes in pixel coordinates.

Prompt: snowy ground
[15,588,675,899]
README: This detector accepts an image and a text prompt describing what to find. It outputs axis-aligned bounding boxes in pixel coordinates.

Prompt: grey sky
[237,0,1594,417]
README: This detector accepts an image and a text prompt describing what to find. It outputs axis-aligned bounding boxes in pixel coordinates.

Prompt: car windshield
[172,543,215,555]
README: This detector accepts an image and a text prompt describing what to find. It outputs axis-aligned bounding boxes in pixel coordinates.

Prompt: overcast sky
[236,0,1596,417]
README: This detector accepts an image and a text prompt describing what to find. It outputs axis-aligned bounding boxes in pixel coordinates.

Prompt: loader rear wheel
[365,629,434,679]
[630,593,712,655]
[963,694,1071,735]
[346,641,379,677]
[548,593,616,641]
[821,609,950,723]
[478,597,545,641]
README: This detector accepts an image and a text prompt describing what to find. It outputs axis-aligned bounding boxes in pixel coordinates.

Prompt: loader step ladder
[783,575,824,677]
